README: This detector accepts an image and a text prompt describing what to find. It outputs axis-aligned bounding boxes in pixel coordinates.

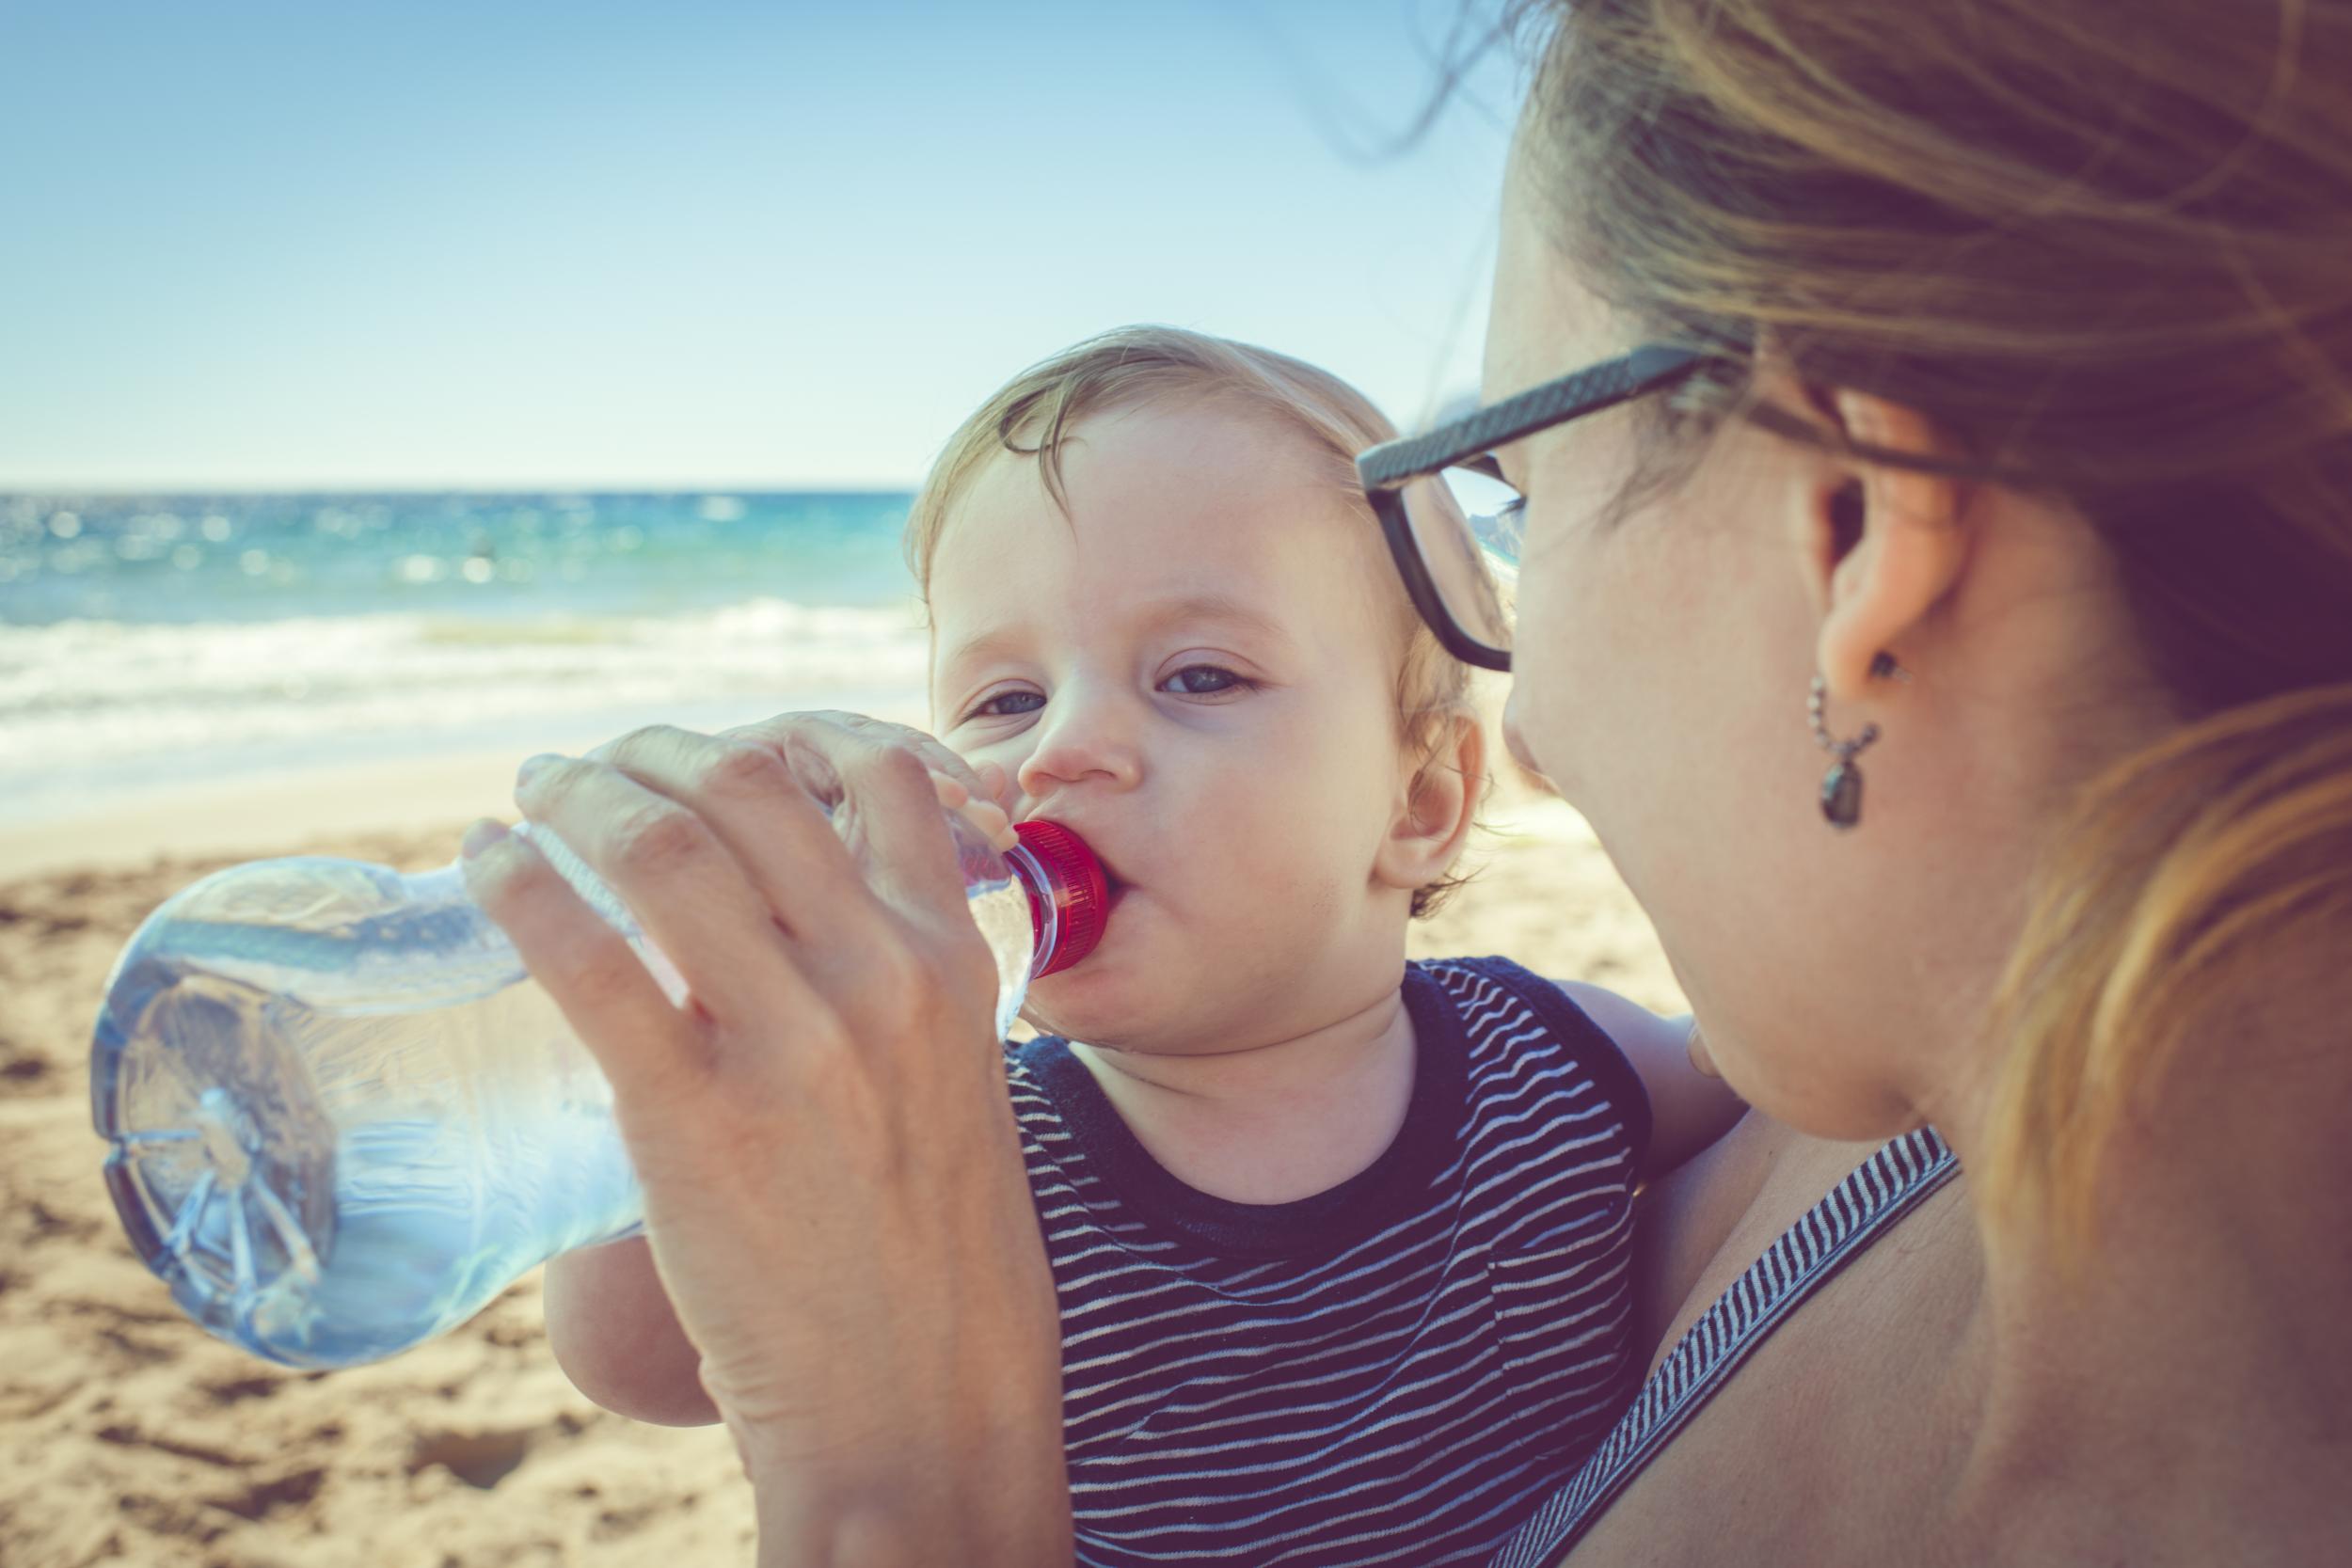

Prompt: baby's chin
[1017,970,1234,1055]
[1016,980,1151,1049]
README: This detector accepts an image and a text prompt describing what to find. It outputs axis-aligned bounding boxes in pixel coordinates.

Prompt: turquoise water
[0,492,930,821]
[0,491,915,626]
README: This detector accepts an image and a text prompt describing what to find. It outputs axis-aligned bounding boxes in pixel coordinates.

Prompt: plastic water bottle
[89,811,1106,1370]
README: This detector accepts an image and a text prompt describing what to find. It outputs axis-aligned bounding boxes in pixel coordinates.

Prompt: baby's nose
[1016,729,1142,799]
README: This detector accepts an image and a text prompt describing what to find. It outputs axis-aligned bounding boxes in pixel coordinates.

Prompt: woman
[459,0,2352,1560]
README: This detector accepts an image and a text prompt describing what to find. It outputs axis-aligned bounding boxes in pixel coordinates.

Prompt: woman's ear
[1377,712,1486,893]
[1795,389,1972,700]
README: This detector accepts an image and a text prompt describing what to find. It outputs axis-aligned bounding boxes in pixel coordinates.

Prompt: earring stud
[1808,656,1903,829]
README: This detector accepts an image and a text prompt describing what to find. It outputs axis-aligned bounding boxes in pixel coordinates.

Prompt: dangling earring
[1808,654,1905,830]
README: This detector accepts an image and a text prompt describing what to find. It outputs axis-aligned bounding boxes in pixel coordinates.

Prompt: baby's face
[927,398,1417,1053]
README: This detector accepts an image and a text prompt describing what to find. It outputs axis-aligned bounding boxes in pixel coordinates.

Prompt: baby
[546,327,1743,1567]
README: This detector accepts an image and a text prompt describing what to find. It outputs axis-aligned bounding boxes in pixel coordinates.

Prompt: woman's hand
[708,709,1018,851]
[459,713,1070,1567]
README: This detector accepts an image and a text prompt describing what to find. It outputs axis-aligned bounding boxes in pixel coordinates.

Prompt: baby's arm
[542,1235,721,1427]
[1555,980,1746,1178]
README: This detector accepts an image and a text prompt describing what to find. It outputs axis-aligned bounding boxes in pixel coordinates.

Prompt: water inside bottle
[97,945,640,1367]
[93,827,1048,1368]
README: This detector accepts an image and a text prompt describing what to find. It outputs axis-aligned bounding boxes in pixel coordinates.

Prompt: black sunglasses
[1355,345,1709,672]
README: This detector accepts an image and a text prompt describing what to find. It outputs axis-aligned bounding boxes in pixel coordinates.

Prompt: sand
[0,768,1681,1568]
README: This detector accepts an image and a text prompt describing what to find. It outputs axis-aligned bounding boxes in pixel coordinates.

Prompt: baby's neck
[1065,986,1419,1206]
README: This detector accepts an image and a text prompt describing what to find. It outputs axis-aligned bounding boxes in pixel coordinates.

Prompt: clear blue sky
[0,1,1525,490]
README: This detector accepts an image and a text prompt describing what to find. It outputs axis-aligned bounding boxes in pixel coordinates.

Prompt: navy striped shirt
[1005,956,1654,1568]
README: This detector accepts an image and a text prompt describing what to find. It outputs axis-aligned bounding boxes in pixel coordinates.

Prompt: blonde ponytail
[1982,687,2352,1236]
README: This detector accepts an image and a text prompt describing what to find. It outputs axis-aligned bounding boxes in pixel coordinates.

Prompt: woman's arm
[465,714,1072,1567]
[544,1236,722,1426]
[1555,980,1745,1177]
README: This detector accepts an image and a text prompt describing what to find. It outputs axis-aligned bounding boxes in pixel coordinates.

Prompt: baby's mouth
[1087,850,1130,917]
[1019,816,1131,930]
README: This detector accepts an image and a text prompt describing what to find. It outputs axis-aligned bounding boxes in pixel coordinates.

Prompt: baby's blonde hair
[904,325,1479,917]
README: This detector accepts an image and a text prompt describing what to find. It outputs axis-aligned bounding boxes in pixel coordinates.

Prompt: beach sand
[0,764,1681,1568]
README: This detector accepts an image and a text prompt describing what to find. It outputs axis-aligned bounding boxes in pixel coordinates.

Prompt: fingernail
[516,752,564,788]
[461,818,510,858]
[976,802,1020,854]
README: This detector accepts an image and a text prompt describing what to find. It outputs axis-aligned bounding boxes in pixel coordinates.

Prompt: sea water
[0,491,928,826]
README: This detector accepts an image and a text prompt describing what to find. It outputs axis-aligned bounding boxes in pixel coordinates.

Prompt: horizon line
[0,479,923,498]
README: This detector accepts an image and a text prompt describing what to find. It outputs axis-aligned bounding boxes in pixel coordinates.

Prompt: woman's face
[1481,153,1930,1137]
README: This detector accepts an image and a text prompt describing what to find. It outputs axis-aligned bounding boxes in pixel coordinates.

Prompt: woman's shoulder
[1503,1127,1972,1566]
[1566,1156,1974,1564]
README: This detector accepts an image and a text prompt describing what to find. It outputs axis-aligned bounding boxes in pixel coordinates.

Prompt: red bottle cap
[1012,819,1108,977]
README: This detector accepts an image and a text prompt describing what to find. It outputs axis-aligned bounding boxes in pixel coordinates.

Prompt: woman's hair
[903,325,1481,917]
[1512,0,2352,1231]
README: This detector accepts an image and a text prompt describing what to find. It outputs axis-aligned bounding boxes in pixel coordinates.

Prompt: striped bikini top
[1489,1128,1961,1567]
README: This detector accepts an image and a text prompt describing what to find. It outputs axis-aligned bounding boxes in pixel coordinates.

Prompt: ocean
[0,492,933,825]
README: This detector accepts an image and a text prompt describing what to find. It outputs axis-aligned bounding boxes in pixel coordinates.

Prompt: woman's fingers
[571,718,990,1016]
[680,708,1008,949]
[508,752,820,1040]
[577,725,879,949]
[457,819,718,1116]
[456,714,1071,1551]
[765,718,980,930]
[743,709,979,796]
[974,760,1014,816]
[729,710,1017,852]
[930,768,1017,848]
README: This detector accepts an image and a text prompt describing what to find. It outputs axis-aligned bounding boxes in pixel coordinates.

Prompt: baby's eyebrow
[1137,593,1296,649]
[937,594,1295,678]
[937,625,1028,679]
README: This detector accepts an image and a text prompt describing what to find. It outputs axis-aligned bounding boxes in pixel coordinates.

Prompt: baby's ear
[1375,712,1486,893]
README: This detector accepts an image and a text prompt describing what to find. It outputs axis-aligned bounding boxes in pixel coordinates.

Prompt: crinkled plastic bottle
[90,813,1105,1370]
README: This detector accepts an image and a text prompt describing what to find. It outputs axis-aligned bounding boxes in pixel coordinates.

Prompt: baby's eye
[967,689,1045,721]
[1159,664,1256,698]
